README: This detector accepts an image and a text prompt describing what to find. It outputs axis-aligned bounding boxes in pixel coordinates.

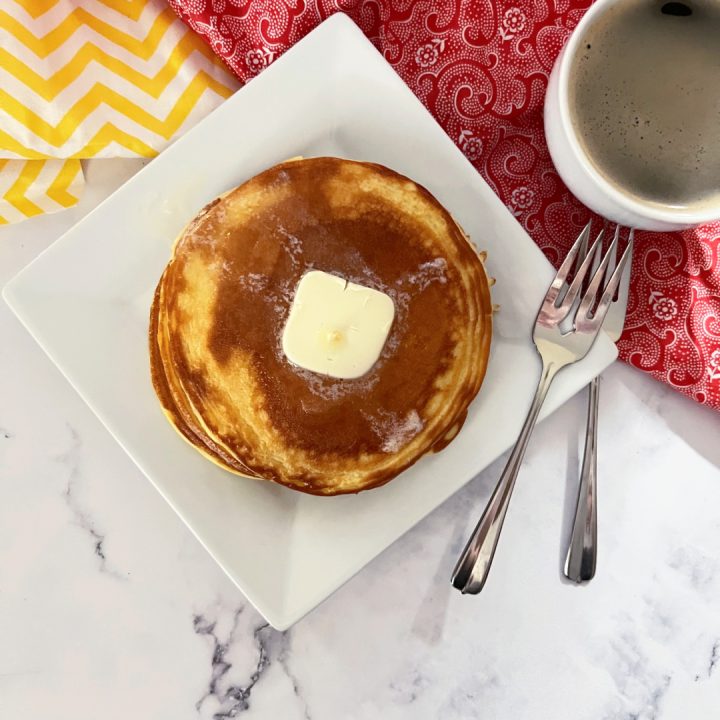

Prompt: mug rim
[557,0,720,225]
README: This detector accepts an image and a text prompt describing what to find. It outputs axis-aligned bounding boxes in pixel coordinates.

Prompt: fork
[451,222,634,594]
[564,226,634,583]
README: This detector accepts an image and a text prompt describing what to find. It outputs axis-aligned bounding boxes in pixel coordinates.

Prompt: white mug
[544,0,720,231]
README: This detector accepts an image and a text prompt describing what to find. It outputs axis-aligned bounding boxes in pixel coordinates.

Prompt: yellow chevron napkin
[0,0,239,225]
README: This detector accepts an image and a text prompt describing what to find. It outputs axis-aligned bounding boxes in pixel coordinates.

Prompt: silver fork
[564,226,634,583]
[451,222,634,594]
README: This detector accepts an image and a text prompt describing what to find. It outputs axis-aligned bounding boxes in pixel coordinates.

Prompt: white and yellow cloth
[0,0,239,225]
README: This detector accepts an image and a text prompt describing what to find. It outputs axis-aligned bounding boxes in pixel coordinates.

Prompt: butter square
[281,270,395,379]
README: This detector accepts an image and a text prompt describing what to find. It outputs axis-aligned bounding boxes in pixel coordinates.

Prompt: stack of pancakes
[150,157,493,495]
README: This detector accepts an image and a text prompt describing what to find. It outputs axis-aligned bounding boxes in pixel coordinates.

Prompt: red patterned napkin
[168,0,720,411]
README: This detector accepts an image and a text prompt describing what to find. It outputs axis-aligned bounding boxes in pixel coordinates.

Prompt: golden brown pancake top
[182,160,469,456]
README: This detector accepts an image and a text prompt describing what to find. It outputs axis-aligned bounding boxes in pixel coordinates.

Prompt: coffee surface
[569,0,720,210]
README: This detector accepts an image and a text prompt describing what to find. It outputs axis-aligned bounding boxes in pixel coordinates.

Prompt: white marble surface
[2,159,720,720]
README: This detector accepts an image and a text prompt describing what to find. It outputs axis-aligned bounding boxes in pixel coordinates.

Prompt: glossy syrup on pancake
[206,163,457,456]
[151,157,493,495]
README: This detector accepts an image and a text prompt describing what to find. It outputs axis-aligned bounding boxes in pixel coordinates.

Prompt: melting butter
[281,270,395,379]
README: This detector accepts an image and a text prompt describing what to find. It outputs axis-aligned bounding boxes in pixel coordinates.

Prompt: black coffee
[568,0,720,209]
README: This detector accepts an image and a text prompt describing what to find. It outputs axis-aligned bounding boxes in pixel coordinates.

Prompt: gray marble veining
[57,424,113,573]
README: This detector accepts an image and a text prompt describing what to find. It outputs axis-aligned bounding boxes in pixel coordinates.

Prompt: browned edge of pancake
[150,271,262,477]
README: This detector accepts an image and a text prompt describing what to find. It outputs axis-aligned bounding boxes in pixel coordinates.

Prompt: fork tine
[544,222,592,306]
[557,229,605,314]
[577,229,619,318]
[580,235,634,329]
[614,228,634,308]
[606,225,620,277]
[574,221,591,273]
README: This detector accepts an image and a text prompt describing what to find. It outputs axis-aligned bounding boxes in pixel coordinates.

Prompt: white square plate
[3,14,616,629]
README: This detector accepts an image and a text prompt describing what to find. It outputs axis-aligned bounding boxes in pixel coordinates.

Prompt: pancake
[151,272,260,475]
[150,157,493,495]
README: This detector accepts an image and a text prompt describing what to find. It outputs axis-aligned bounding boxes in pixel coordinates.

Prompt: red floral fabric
[168,0,720,410]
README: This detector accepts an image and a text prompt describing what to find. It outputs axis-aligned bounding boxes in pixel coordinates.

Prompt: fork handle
[451,360,560,594]
[564,376,599,583]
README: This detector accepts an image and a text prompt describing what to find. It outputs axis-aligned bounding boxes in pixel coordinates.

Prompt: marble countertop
[2,160,720,720]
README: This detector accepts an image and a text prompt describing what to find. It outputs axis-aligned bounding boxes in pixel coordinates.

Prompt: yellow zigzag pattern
[0,159,82,224]
[11,1,64,21]
[0,0,239,224]
[1,7,176,60]
[0,73,233,152]
[0,32,220,102]
[13,0,150,23]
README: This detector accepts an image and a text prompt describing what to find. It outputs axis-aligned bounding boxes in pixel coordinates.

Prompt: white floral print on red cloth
[168,0,720,412]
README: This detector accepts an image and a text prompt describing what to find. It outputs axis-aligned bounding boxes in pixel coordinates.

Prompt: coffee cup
[544,0,720,231]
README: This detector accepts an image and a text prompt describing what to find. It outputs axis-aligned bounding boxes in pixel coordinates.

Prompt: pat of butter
[282,270,395,379]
